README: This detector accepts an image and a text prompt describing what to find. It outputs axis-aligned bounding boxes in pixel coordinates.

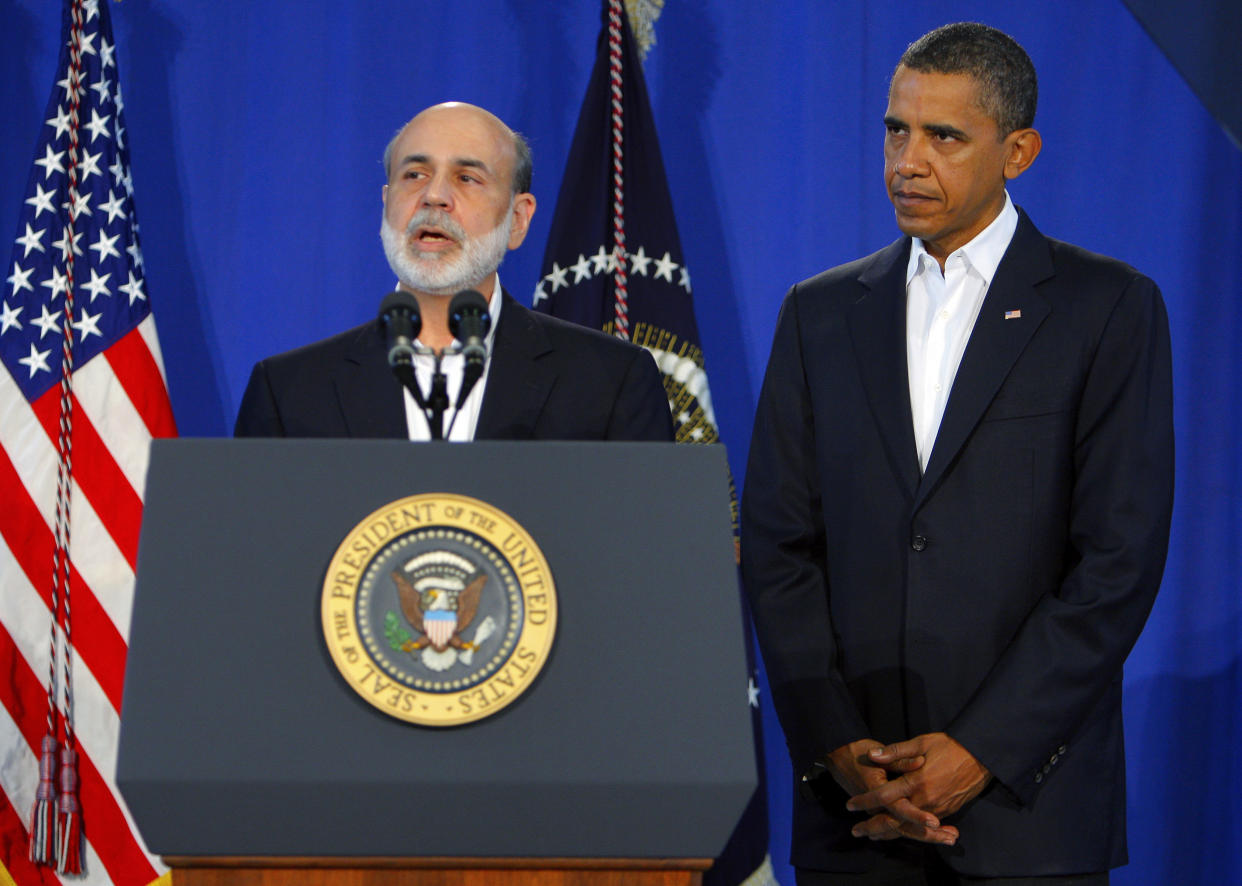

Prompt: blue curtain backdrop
[2,2,1237,883]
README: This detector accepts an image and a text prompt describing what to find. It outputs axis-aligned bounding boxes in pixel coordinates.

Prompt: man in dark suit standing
[235,102,672,442]
[741,23,1172,885]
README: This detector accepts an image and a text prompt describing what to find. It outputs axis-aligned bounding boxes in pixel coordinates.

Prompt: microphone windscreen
[448,289,491,339]
[379,290,421,367]
[379,289,419,320]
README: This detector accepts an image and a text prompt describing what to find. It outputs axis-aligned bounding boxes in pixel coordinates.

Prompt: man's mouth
[414,226,456,243]
[408,225,462,255]
[892,190,938,212]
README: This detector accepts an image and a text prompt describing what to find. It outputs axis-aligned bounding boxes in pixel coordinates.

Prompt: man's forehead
[886,68,989,119]
[392,112,512,171]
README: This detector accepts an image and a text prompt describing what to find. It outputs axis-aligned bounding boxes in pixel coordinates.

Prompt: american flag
[0,0,173,883]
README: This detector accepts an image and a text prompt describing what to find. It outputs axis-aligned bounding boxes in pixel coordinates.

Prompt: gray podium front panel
[117,439,755,858]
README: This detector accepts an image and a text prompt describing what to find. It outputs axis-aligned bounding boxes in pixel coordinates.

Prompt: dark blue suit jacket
[741,211,1173,877]
[234,291,673,442]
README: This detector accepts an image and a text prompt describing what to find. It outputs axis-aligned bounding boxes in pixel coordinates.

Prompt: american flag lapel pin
[1004,309,1022,320]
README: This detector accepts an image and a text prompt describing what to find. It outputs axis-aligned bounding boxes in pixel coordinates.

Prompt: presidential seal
[321,494,556,726]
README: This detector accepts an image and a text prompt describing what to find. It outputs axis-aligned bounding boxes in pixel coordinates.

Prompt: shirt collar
[482,274,502,351]
[905,192,1019,287]
[402,273,504,352]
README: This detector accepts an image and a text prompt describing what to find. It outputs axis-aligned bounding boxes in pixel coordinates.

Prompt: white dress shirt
[403,276,502,441]
[906,194,1018,472]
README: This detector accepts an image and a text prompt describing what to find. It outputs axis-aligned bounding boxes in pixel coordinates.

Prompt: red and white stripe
[0,316,173,885]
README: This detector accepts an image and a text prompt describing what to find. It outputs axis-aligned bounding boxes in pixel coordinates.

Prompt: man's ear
[507,192,537,250]
[1003,128,1042,180]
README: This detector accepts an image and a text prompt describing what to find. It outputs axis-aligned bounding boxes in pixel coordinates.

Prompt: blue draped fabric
[2,3,1237,883]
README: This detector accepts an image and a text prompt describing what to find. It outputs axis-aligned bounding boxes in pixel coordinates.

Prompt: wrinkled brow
[397,153,492,175]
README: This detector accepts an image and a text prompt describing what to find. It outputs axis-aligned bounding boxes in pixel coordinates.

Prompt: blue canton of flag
[2,1,150,401]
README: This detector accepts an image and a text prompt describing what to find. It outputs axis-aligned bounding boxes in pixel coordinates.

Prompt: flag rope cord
[30,0,85,873]
[608,0,630,340]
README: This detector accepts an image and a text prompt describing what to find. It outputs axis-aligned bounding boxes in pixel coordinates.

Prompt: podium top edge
[162,856,715,871]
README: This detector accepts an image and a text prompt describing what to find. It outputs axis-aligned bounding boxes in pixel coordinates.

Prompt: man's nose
[421,172,453,208]
[892,137,929,178]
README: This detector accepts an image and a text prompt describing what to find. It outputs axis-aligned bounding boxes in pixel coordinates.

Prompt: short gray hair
[897,22,1038,135]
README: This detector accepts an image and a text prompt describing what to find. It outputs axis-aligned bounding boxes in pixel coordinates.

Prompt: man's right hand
[825,739,959,845]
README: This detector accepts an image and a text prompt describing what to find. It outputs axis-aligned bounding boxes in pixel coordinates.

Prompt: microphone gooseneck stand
[390,347,455,441]
[379,288,491,441]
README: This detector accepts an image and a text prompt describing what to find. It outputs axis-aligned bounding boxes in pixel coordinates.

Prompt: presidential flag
[0,0,174,882]
[534,1,720,451]
[534,3,775,884]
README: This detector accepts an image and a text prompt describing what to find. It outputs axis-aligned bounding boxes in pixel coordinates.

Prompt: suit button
[1058,745,1067,755]
[911,535,928,552]
[1034,773,1043,784]
[1050,754,1059,765]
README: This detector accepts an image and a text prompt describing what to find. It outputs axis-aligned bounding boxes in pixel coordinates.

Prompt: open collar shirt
[906,193,1018,472]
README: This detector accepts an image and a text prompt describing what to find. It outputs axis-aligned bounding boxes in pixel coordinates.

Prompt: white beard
[381,204,514,296]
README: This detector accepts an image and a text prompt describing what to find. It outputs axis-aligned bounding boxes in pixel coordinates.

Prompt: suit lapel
[336,321,409,438]
[849,239,921,501]
[914,211,1054,510]
[474,292,556,440]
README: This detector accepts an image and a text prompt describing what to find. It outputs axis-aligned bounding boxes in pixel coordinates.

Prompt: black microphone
[447,289,491,369]
[378,290,421,368]
[447,289,492,413]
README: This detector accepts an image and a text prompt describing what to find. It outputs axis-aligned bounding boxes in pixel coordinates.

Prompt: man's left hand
[845,732,991,823]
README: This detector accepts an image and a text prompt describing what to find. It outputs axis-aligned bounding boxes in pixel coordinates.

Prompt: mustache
[406,208,466,242]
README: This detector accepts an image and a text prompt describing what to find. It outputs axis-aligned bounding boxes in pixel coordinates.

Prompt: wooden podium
[119,440,755,879]
[166,856,711,885]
